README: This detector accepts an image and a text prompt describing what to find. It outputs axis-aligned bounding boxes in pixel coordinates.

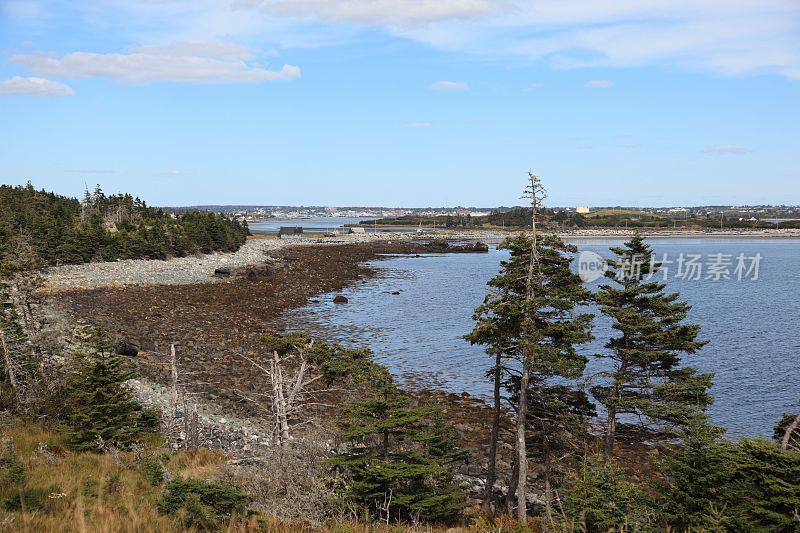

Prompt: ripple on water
[283,239,800,438]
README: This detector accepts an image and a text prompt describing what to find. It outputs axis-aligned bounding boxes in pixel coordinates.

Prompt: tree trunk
[543,439,553,515]
[506,457,519,517]
[782,414,800,450]
[482,351,502,512]
[515,355,529,522]
[273,351,291,445]
[605,405,616,457]
[0,326,19,408]
[169,344,179,420]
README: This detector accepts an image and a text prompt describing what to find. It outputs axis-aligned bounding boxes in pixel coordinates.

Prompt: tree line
[0,183,249,270]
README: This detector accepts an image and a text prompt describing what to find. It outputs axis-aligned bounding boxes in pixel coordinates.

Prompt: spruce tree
[66,329,158,451]
[659,417,800,531]
[593,235,712,455]
[331,382,467,524]
[469,230,594,516]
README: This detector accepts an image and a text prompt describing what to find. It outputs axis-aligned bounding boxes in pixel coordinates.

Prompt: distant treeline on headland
[363,206,800,230]
[0,183,249,270]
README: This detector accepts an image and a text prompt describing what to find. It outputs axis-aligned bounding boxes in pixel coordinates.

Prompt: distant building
[350,226,366,234]
[278,226,303,237]
[576,206,590,214]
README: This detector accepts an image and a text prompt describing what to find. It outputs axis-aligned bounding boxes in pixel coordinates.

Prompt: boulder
[333,295,349,304]
[213,267,231,278]
[116,340,140,357]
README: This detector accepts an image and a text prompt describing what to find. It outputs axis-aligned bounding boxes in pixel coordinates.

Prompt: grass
[0,419,542,532]
[0,418,231,532]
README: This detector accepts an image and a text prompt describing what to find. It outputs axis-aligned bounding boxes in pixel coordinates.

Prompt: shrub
[0,453,27,486]
[559,457,655,531]
[3,485,59,512]
[141,457,165,486]
[157,477,251,520]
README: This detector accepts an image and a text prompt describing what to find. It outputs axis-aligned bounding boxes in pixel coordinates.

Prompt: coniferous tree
[469,175,594,519]
[331,381,467,524]
[65,329,158,451]
[593,235,713,455]
[658,416,800,531]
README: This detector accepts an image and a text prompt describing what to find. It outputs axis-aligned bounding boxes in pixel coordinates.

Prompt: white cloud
[529,82,543,89]
[430,80,469,91]
[704,145,753,154]
[12,42,300,84]
[252,0,498,26]
[585,79,613,88]
[15,1,800,80]
[0,76,75,97]
[255,0,800,79]
[406,122,432,128]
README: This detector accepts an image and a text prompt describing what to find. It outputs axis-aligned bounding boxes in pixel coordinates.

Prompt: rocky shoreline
[39,236,497,463]
[41,227,800,292]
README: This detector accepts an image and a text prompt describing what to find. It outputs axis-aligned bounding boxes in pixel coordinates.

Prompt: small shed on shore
[278,226,304,237]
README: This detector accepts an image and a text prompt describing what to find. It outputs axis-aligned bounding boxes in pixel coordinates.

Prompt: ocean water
[283,238,800,438]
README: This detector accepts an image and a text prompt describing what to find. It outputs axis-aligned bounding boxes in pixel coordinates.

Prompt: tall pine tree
[593,235,713,455]
[469,176,594,518]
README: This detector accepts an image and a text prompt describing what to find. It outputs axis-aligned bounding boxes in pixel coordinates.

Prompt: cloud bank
[12,42,300,84]
[0,76,74,96]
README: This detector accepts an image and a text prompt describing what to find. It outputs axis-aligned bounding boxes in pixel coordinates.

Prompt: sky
[1,1,798,207]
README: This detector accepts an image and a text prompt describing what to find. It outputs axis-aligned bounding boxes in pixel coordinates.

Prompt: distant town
[163,204,800,225]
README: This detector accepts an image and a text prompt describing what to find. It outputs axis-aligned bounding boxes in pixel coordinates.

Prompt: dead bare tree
[782,414,800,450]
[234,339,327,446]
[0,325,19,408]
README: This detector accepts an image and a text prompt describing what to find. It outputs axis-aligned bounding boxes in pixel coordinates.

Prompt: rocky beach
[39,233,498,472]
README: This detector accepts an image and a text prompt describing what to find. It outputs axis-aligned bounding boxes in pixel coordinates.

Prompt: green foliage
[157,477,252,530]
[485,207,587,229]
[659,418,800,531]
[141,457,166,486]
[331,383,467,524]
[468,233,595,497]
[560,458,654,531]
[594,234,713,452]
[261,332,393,387]
[0,183,248,267]
[3,485,59,512]
[65,329,159,451]
[0,452,27,486]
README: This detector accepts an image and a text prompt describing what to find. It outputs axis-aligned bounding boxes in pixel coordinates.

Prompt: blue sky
[1,1,798,207]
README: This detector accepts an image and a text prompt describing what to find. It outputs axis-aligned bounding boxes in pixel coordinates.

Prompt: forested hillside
[0,183,249,269]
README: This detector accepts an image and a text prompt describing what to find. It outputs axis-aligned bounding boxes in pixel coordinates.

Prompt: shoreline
[41,227,799,293]
[39,238,499,469]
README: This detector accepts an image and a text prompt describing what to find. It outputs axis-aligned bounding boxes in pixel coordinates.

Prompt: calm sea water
[283,238,800,438]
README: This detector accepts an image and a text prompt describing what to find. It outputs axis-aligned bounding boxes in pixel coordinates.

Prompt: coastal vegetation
[0,183,249,269]
[0,180,798,531]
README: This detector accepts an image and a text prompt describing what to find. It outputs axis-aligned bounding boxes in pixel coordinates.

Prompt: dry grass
[0,419,540,532]
[0,419,229,532]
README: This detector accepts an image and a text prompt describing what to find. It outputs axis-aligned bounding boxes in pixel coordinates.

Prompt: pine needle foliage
[593,234,713,453]
[659,417,800,531]
[467,233,595,508]
[65,329,158,451]
[331,383,467,524]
